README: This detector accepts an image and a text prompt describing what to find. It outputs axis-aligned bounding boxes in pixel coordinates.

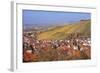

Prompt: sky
[23,10,91,27]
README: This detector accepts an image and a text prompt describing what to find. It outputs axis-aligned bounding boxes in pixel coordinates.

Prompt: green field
[37,20,91,40]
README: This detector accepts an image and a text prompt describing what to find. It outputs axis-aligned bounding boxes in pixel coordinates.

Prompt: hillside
[37,20,91,40]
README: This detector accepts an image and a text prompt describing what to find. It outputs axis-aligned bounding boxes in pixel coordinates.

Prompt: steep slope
[37,20,91,40]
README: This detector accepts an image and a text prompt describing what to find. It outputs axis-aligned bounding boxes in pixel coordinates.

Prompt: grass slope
[37,20,91,40]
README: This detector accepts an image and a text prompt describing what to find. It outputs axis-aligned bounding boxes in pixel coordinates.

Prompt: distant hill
[37,20,91,40]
